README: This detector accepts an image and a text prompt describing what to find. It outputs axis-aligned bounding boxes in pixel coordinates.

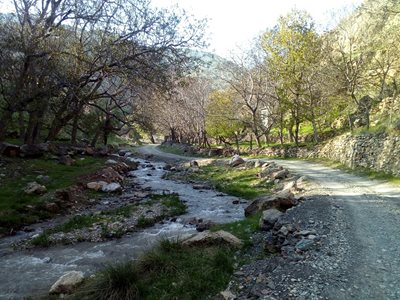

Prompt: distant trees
[0,0,206,144]
[206,90,246,150]
[2,0,400,149]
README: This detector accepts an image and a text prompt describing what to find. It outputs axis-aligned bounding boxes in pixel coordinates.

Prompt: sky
[152,0,363,58]
[0,0,363,58]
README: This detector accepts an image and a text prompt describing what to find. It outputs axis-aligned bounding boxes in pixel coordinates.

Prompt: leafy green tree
[206,90,246,150]
[262,10,322,143]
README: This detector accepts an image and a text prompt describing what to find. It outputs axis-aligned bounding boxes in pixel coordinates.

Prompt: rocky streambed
[0,156,247,299]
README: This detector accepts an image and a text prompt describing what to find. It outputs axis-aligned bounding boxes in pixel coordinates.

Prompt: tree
[324,11,375,130]
[206,90,246,151]
[220,44,273,148]
[262,10,323,144]
[0,0,207,144]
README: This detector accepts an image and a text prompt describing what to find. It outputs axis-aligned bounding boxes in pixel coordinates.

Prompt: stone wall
[253,133,400,176]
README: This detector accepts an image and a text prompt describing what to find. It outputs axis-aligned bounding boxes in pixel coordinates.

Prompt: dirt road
[273,159,400,299]
[139,145,400,299]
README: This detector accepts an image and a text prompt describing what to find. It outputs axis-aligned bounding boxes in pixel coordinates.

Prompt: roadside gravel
[228,159,400,299]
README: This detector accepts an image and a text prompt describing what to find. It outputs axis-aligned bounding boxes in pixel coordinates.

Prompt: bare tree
[220,44,273,148]
[0,0,207,144]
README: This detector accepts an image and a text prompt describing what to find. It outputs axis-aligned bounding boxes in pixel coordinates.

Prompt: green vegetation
[28,194,187,247]
[72,239,235,300]
[137,194,187,228]
[30,232,52,248]
[0,156,106,235]
[155,193,187,216]
[136,216,157,229]
[211,213,261,248]
[178,164,273,200]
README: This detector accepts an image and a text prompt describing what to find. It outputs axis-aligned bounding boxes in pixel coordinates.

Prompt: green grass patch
[72,239,235,300]
[101,204,138,218]
[152,193,187,216]
[136,216,157,229]
[211,213,261,248]
[30,232,52,247]
[0,156,106,234]
[178,165,273,200]
[52,214,102,233]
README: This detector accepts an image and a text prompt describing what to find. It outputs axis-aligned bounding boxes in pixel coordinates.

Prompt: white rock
[101,182,122,193]
[220,290,236,300]
[49,271,84,294]
[23,182,47,195]
[259,208,283,230]
[86,181,107,191]
[105,159,118,165]
[182,230,242,248]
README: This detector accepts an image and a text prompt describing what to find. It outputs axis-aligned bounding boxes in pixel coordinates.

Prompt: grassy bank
[0,156,106,234]
[174,164,273,200]
[44,160,267,299]
[64,213,262,299]
[70,239,235,300]
[30,193,187,247]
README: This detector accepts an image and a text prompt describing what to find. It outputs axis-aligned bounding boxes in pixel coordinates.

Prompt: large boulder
[99,167,124,182]
[229,155,245,167]
[19,144,44,158]
[23,182,47,195]
[259,166,280,178]
[182,230,242,248]
[49,271,84,294]
[259,208,283,231]
[244,190,297,217]
[85,146,95,156]
[0,143,20,157]
[111,162,132,174]
[270,169,289,180]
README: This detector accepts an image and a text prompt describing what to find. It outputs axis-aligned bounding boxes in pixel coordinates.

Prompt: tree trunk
[0,110,13,142]
[294,122,300,146]
[71,114,79,145]
[235,134,240,154]
[46,120,64,141]
[149,134,156,144]
[288,125,294,143]
[25,111,41,144]
[18,111,25,140]
[255,134,262,148]
[311,117,319,143]
[90,129,101,147]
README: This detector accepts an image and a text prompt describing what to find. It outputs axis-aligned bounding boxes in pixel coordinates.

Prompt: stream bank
[0,156,246,299]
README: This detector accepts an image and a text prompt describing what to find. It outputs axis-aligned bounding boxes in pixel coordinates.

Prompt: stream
[0,158,246,299]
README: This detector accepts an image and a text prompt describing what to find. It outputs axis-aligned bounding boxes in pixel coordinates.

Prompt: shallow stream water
[0,158,246,299]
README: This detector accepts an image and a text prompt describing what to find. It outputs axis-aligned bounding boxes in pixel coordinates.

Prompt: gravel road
[269,159,400,299]
[139,145,400,299]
